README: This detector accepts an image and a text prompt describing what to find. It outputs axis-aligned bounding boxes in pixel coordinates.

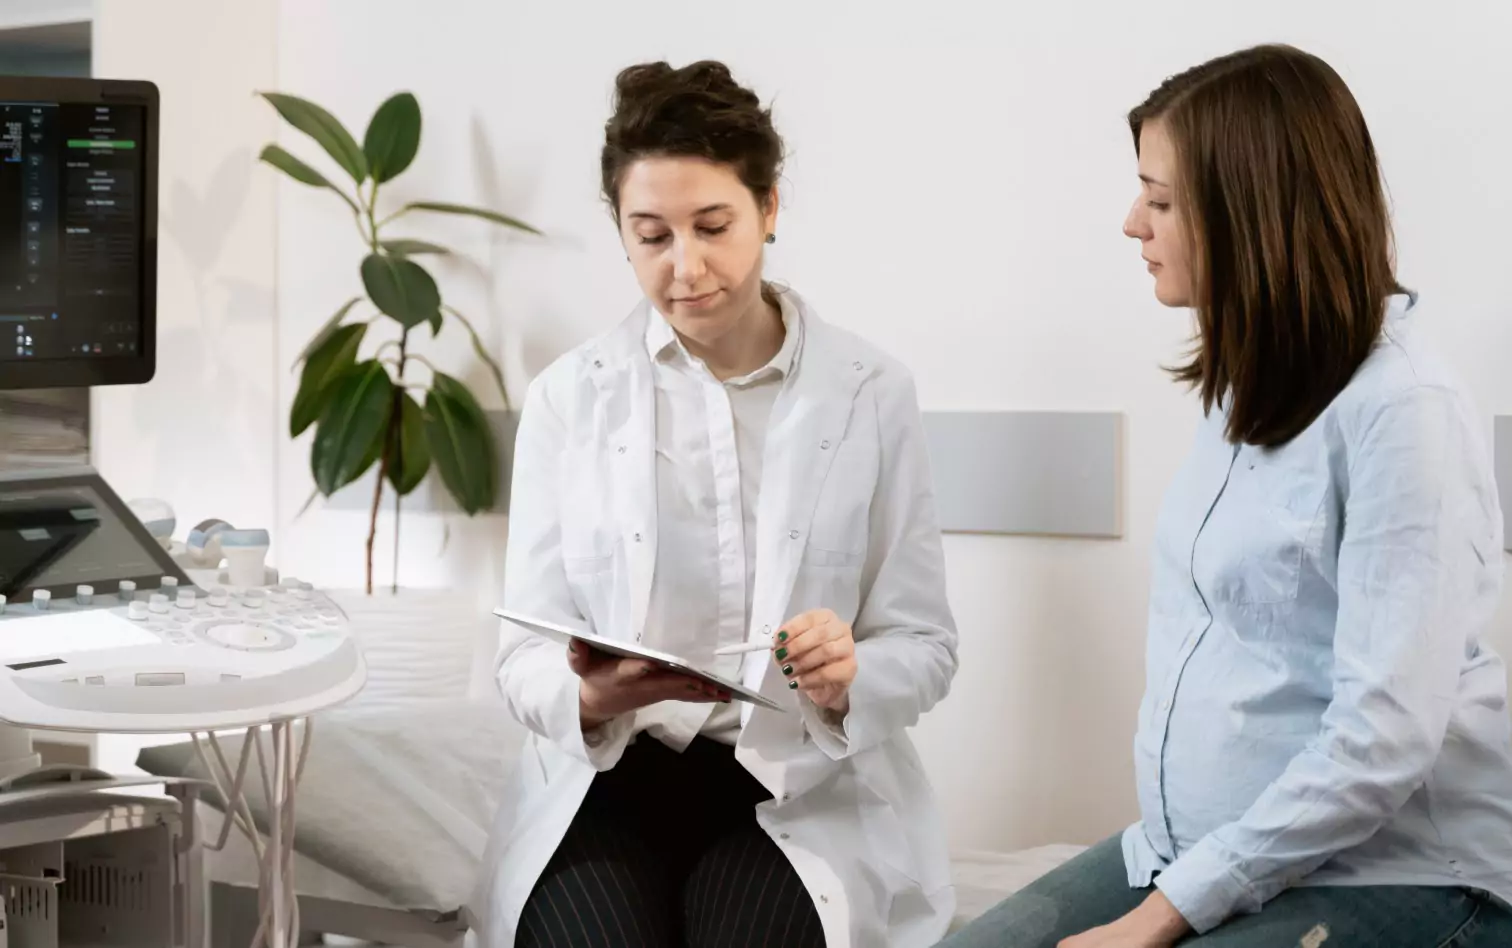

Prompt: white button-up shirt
[635,294,802,748]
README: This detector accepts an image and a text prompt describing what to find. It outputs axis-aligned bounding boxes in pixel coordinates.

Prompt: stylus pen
[714,640,775,656]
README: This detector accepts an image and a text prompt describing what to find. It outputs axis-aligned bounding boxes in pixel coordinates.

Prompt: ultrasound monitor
[0,76,158,390]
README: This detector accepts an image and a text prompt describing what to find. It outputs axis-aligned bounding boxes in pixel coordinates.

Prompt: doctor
[468,59,959,947]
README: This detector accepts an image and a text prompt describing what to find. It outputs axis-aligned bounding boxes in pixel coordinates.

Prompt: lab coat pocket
[807,437,879,562]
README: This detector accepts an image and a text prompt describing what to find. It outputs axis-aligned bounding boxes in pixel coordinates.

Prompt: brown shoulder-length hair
[1130,44,1406,447]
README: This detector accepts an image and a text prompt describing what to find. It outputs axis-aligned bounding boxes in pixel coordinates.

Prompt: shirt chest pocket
[805,435,880,567]
[1207,462,1326,607]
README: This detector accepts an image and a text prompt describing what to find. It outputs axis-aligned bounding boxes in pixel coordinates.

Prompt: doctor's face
[618,156,778,347]
[1123,120,1194,308]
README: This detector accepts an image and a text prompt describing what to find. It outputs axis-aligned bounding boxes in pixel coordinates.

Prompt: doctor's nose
[672,239,708,283]
[1123,201,1148,240]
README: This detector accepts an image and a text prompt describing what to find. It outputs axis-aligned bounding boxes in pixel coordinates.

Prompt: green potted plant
[257,90,538,594]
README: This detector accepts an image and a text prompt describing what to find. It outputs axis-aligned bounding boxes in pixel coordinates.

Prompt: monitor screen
[0,77,157,390]
[0,469,187,601]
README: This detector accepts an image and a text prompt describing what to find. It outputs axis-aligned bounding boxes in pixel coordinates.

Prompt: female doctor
[467,60,959,948]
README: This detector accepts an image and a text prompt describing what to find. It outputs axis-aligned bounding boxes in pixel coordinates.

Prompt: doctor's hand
[1058,891,1191,948]
[567,640,730,731]
[775,609,857,713]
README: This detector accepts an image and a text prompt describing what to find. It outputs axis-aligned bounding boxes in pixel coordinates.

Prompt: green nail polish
[775,647,788,660]
[778,631,788,642]
[788,680,798,690]
[782,664,793,676]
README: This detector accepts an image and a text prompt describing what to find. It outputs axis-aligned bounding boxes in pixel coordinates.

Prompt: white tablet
[493,608,785,713]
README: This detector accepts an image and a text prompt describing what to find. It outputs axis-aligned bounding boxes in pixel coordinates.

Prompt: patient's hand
[567,640,729,730]
[1058,891,1191,948]
[775,609,857,713]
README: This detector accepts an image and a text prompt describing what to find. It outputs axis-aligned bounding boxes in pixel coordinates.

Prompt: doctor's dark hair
[1130,44,1406,448]
[601,60,785,219]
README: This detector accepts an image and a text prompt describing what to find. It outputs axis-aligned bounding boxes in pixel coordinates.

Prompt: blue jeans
[939,835,1512,947]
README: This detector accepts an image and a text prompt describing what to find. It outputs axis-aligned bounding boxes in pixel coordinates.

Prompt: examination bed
[134,596,1086,945]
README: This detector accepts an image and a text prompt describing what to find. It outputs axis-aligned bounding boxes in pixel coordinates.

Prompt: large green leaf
[443,306,508,409]
[311,361,394,495]
[258,92,368,183]
[361,254,441,329]
[260,145,359,216]
[294,296,363,367]
[363,92,421,184]
[290,323,366,437]
[423,372,496,514]
[398,201,542,235]
[387,391,431,495]
[380,238,451,257]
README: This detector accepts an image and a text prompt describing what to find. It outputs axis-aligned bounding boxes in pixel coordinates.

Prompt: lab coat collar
[642,289,803,384]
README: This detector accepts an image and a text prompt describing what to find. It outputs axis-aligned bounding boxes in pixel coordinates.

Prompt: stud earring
[765,233,776,244]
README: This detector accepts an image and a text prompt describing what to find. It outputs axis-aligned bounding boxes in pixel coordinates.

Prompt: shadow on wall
[130,148,275,496]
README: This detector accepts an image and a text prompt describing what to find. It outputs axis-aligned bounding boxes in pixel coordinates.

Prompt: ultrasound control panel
[0,469,365,732]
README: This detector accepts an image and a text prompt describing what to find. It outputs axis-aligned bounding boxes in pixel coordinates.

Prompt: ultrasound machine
[0,76,366,948]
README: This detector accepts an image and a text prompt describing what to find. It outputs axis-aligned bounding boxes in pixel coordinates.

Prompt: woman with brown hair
[468,59,959,947]
[942,44,1512,948]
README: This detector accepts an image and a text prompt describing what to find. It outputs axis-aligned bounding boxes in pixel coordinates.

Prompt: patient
[942,44,1512,948]
[467,60,959,947]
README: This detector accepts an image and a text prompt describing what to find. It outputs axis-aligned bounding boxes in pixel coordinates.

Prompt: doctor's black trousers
[514,733,827,948]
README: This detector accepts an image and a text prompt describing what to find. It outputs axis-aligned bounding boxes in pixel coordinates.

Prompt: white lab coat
[466,291,959,947]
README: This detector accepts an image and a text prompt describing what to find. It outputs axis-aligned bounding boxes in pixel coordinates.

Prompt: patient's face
[618,156,777,349]
[1123,120,1193,308]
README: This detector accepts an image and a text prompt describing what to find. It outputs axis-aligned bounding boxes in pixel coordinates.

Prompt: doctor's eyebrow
[626,203,734,221]
[1139,174,1169,188]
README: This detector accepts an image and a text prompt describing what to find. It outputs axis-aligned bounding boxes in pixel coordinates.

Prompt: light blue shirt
[1123,293,1512,934]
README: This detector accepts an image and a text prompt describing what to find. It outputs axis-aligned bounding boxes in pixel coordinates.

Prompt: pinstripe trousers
[516,733,827,947]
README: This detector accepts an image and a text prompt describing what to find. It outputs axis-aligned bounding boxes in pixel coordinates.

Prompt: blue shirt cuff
[1153,837,1260,934]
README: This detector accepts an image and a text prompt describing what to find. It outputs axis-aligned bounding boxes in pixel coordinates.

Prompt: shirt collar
[644,290,803,384]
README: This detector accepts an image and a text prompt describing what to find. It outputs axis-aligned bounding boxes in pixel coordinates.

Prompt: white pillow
[326,588,485,713]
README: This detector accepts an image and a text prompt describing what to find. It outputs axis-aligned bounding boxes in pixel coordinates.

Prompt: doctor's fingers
[777,607,840,640]
[793,658,857,691]
[780,637,854,677]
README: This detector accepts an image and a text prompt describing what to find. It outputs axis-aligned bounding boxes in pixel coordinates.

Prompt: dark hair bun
[602,59,784,215]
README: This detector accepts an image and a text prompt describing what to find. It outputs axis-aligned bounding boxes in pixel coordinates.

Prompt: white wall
[92,0,280,542]
[105,0,1512,853]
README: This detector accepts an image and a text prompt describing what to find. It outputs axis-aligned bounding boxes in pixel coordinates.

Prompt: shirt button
[617,445,626,454]
[780,832,790,840]
[820,440,831,450]
[789,530,800,540]
[852,362,863,371]
[1159,699,1171,711]
[592,359,603,368]
[633,533,643,543]
[782,792,791,802]
[820,894,829,904]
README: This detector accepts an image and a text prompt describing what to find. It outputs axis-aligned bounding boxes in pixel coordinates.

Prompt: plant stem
[366,425,390,596]
[391,329,409,593]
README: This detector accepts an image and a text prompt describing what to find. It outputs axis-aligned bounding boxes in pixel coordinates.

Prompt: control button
[197,620,293,652]
[291,587,311,601]
[76,585,94,605]
[32,590,51,611]
[280,577,302,589]
[85,675,105,686]
[128,601,149,621]
[175,589,197,609]
[118,580,137,597]
[209,588,230,607]
[135,672,185,686]
[148,594,170,615]
[160,577,179,589]
[243,590,266,607]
